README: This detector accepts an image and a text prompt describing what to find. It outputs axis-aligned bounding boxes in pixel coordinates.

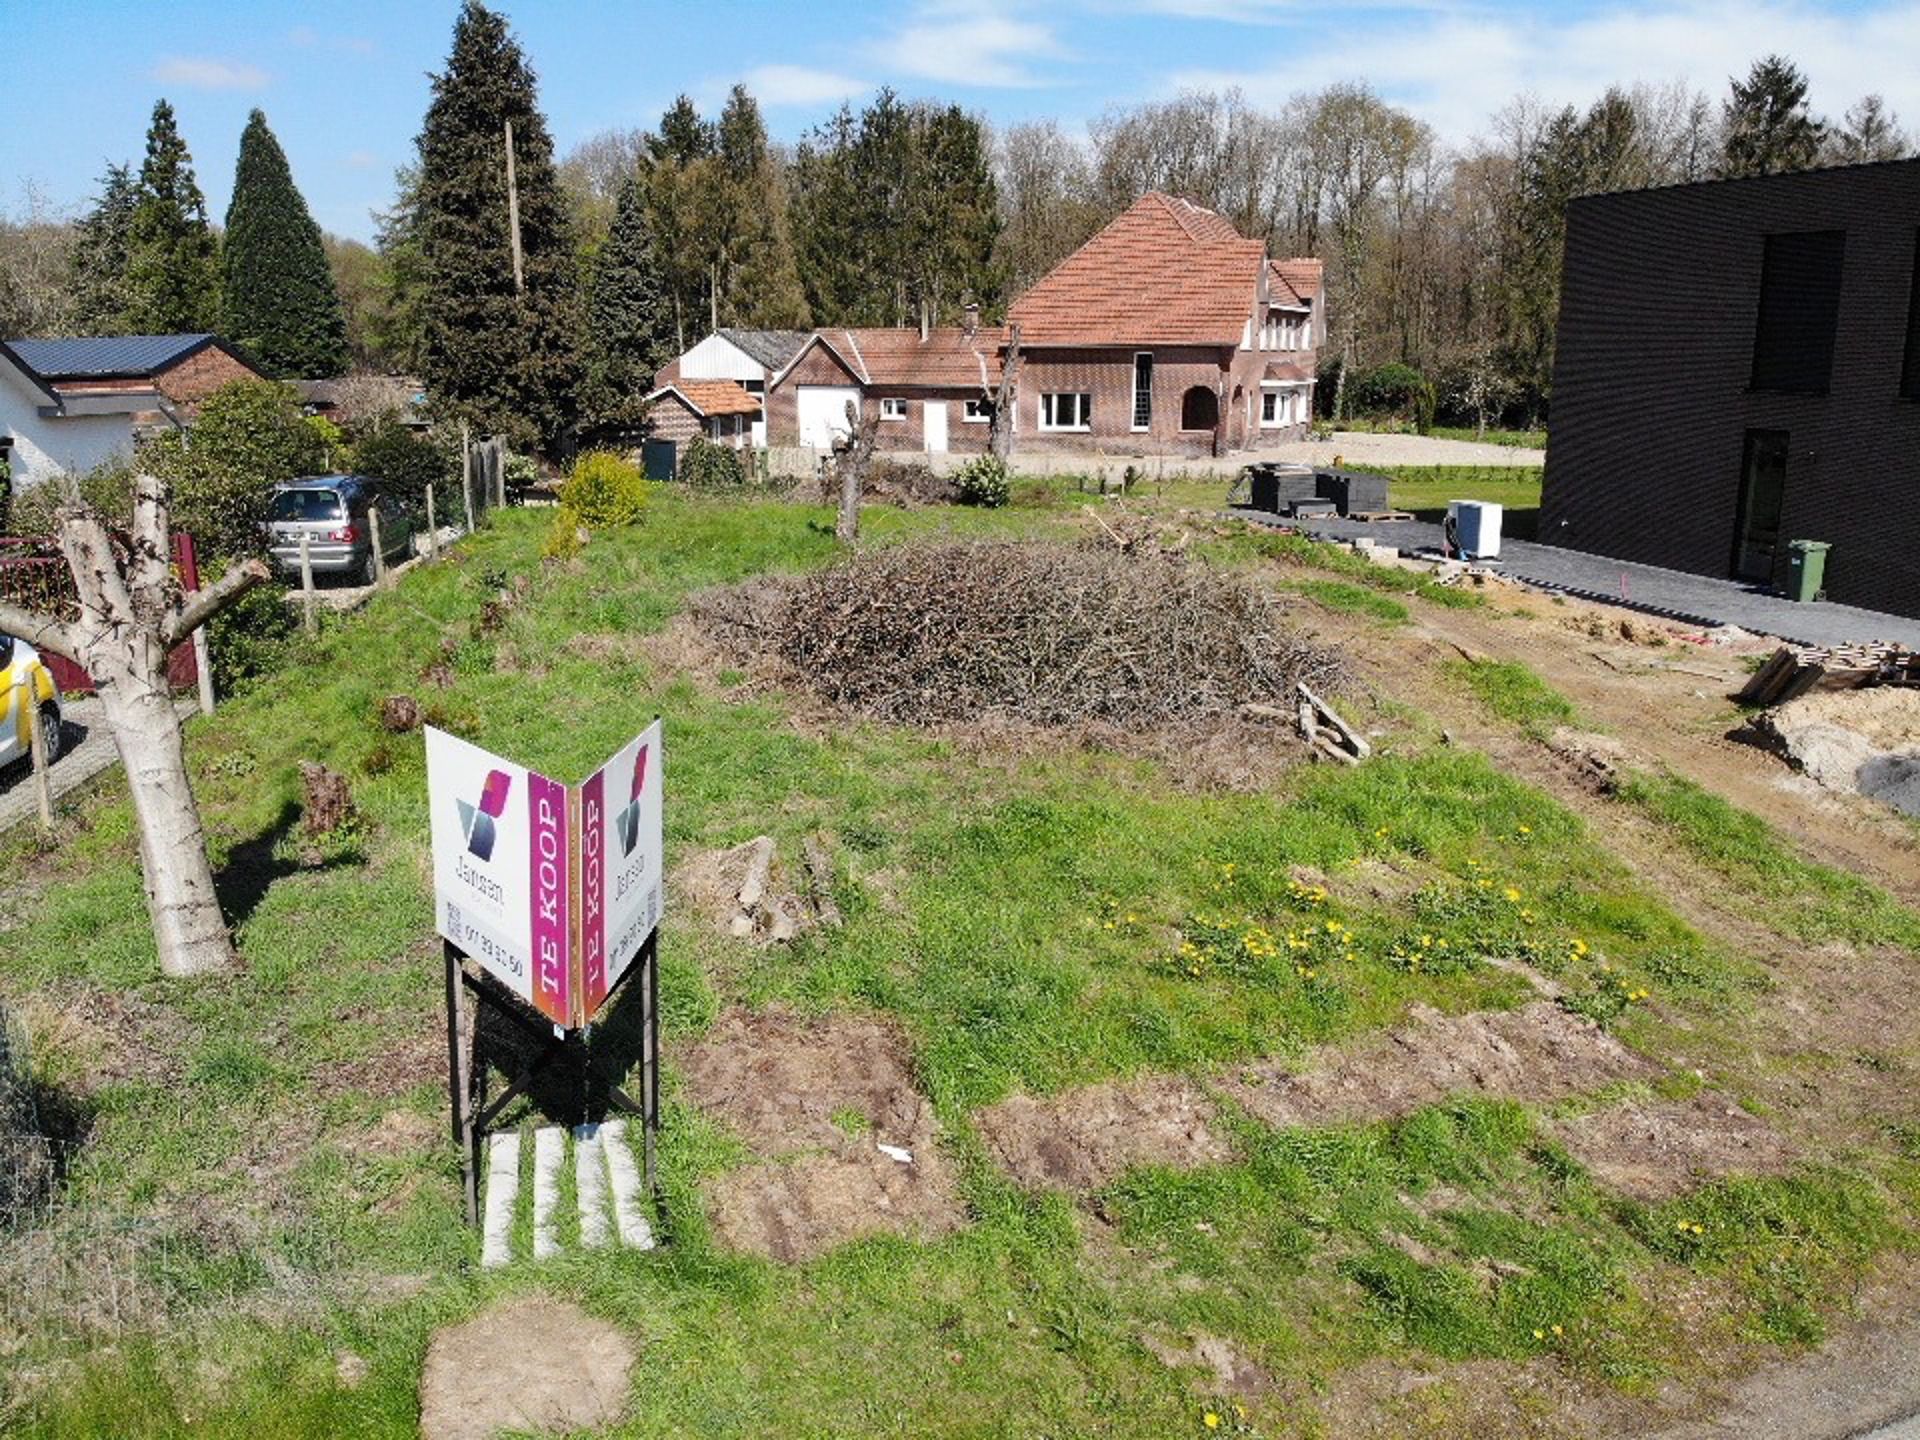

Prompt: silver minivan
[266,476,416,586]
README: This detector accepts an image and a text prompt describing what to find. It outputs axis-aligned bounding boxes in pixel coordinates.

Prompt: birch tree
[0,475,266,977]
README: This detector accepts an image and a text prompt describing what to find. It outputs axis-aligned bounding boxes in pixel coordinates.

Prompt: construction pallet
[1737,641,1917,707]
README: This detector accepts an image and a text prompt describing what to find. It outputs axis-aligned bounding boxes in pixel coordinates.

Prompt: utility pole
[505,119,525,295]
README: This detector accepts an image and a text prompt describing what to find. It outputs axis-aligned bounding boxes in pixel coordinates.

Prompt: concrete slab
[1234,510,1920,650]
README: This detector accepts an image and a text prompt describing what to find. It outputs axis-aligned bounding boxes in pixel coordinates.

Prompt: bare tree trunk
[0,475,266,978]
[833,401,876,545]
[988,324,1022,464]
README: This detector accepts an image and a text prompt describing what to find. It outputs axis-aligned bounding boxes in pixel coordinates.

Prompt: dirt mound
[1548,1092,1795,1201]
[1760,688,1920,817]
[975,1075,1231,1192]
[677,1008,963,1260]
[696,540,1343,727]
[1223,1002,1656,1130]
[418,1294,634,1440]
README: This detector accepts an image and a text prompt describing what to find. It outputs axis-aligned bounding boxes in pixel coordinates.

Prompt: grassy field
[3,480,1916,1437]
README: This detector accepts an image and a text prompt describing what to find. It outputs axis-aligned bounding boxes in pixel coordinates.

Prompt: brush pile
[698,540,1344,727]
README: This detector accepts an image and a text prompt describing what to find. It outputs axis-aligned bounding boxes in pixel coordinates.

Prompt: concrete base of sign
[475,1121,657,1264]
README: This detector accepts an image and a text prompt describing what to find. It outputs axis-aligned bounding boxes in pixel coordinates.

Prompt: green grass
[1381,466,1545,541]
[1248,530,1483,610]
[4,487,1916,1437]
[1291,578,1410,624]
[1617,770,1920,949]
[1446,658,1577,738]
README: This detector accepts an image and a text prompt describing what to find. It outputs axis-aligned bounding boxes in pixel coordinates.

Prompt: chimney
[963,302,979,339]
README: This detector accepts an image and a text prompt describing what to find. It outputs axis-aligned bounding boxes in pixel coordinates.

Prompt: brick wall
[156,344,263,410]
[1544,160,1920,619]
[864,389,991,455]
[647,392,702,443]
[1015,346,1233,456]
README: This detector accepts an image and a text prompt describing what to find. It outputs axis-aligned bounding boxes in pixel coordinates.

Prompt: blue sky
[4,0,1917,243]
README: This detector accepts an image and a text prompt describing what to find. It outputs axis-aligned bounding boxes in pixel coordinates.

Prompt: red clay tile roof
[1263,361,1313,382]
[652,379,761,417]
[1009,192,1267,347]
[822,327,1008,388]
[1269,258,1322,306]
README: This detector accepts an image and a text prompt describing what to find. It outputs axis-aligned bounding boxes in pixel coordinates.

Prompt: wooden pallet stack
[1737,642,1919,706]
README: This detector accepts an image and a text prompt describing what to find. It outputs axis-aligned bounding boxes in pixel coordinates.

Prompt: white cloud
[151,55,269,91]
[342,149,378,170]
[740,63,867,107]
[1170,0,1920,148]
[871,10,1069,88]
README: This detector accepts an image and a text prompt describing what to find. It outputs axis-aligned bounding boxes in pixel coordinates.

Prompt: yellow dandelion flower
[1676,1219,1694,1234]
[1569,938,1589,957]
[1551,1324,1564,1337]
[1503,886,1522,902]
[1204,1413,1221,1430]
[1532,1328,1546,1340]
[1518,824,1532,835]
[1104,921,1116,930]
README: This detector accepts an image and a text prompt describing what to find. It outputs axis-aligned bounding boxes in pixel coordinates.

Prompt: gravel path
[908,430,1545,479]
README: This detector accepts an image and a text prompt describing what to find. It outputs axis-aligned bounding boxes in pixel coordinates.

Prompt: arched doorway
[1180,385,1218,432]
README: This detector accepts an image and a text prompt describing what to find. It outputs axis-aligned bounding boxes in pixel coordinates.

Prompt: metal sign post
[427,721,666,1229]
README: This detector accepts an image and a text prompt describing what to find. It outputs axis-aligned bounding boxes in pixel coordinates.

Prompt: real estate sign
[427,723,662,1030]
[579,720,664,1021]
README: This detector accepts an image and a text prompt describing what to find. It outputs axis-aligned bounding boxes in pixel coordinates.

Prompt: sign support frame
[444,930,660,1228]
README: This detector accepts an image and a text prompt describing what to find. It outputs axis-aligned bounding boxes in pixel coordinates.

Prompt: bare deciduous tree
[0,476,266,977]
[832,401,877,544]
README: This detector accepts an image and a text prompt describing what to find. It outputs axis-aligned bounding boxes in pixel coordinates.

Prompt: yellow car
[0,633,64,769]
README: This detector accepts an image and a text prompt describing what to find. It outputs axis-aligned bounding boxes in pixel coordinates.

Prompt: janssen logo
[615,744,649,857]
[457,770,512,861]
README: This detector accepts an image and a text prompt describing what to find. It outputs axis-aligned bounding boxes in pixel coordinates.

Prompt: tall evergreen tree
[223,110,349,377]
[582,174,673,438]
[790,90,1000,327]
[713,85,809,328]
[68,164,140,335]
[1720,56,1827,178]
[124,100,221,333]
[411,1,582,449]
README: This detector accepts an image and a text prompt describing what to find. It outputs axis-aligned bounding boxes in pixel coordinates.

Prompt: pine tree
[1720,56,1828,178]
[713,85,808,328]
[222,110,349,377]
[124,100,221,333]
[411,1,582,449]
[68,164,140,335]
[582,174,673,439]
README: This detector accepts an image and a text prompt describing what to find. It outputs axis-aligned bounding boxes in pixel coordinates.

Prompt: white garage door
[796,386,861,449]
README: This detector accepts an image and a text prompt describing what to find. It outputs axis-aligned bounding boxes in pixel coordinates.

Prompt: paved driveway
[0,696,198,835]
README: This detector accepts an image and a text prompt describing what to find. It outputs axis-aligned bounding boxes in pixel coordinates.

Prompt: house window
[1040,392,1091,431]
[1132,353,1153,430]
[880,397,908,421]
[1261,392,1278,425]
[1750,230,1845,395]
[962,399,990,423]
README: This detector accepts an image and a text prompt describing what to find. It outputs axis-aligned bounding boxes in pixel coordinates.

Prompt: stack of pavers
[1238,465,1396,519]
[1737,642,1920,706]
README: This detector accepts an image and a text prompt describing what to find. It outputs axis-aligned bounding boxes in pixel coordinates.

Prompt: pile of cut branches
[698,540,1343,727]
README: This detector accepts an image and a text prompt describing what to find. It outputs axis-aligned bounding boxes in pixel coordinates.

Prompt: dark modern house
[1541,158,1920,619]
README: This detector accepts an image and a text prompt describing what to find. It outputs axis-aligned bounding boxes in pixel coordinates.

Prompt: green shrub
[954,453,1011,508]
[1354,363,1436,432]
[142,378,332,560]
[349,414,451,508]
[678,435,748,490]
[558,450,648,528]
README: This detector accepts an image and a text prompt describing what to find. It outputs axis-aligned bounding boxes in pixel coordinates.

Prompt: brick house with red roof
[661,192,1320,458]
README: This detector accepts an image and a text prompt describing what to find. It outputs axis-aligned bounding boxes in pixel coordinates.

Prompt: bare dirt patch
[1141,1328,1274,1397]
[1758,687,1920,817]
[1546,1092,1794,1202]
[975,1074,1232,1193]
[677,1008,964,1261]
[1223,1002,1656,1131]
[418,1294,634,1440]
